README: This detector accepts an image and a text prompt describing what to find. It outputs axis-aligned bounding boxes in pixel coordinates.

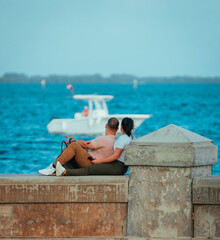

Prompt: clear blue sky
[0,0,220,77]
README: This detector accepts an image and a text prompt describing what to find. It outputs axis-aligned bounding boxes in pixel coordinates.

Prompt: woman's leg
[54,142,93,168]
[63,157,79,169]
[65,160,127,176]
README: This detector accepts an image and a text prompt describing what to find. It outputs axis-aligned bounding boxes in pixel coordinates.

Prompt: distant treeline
[0,73,220,83]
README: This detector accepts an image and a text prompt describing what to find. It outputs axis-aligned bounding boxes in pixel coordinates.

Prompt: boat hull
[47,114,152,135]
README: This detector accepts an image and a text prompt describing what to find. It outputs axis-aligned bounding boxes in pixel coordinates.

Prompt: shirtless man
[38,117,119,175]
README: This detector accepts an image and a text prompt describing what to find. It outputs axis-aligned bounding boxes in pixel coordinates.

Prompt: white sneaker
[38,163,55,175]
[56,161,65,176]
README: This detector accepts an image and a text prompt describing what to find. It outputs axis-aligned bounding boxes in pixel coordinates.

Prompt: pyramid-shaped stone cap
[134,124,212,144]
[125,124,218,167]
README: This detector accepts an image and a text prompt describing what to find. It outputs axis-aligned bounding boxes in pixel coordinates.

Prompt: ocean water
[0,83,219,175]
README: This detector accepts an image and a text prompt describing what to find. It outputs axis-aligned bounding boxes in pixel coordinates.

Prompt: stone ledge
[0,174,128,203]
[1,237,220,240]
[193,176,220,204]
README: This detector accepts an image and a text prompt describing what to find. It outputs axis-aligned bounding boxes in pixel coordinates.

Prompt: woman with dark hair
[56,117,134,176]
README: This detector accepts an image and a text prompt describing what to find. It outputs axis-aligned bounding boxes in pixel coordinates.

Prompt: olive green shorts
[65,160,127,176]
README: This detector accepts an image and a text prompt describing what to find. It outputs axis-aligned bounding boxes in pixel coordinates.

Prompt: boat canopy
[73,95,114,101]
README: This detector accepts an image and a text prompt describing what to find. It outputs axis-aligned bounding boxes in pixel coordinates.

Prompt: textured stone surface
[0,175,128,203]
[125,124,218,166]
[0,203,127,238]
[125,124,216,238]
[127,166,193,237]
[191,165,213,178]
[194,205,220,238]
[0,175,128,238]
[193,176,220,204]
[125,125,217,238]
[2,238,219,240]
[2,238,220,240]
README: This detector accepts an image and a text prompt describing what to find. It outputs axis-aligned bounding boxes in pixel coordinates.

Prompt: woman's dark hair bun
[121,117,134,137]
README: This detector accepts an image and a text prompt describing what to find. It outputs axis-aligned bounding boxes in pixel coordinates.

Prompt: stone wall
[0,174,220,239]
[193,176,220,238]
[0,175,128,238]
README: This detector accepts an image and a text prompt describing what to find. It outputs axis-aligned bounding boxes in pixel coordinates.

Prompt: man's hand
[63,136,75,144]
[91,159,103,164]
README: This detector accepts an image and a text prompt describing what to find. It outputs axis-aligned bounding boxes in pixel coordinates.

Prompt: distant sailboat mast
[133,79,138,90]
[41,79,46,89]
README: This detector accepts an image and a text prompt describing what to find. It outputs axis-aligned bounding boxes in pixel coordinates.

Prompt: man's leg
[65,161,127,176]
[63,156,79,169]
[54,142,93,168]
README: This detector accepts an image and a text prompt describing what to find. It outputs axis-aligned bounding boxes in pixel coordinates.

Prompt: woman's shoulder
[118,134,132,142]
[115,134,133,149]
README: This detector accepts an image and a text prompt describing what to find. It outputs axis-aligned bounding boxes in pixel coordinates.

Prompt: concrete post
[125,124,218,238]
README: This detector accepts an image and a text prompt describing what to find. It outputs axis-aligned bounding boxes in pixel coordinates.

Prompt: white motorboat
[47,94,152,135]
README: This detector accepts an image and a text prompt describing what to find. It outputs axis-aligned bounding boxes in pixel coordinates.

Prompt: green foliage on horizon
[0,73,220,83]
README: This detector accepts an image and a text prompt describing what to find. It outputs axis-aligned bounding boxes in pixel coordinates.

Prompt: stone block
[125,124,218,167]
[194,205,220,238]
[1,237,220,239]
[0,237,207,240]
[193,176,220,204]
[125,124,215,238]
[127,166,193,237]
[0,175,128,238]
[0,203,127,238]
[0,175,128,203]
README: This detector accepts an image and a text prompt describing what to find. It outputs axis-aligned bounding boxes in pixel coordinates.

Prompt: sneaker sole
[38,172,56,176]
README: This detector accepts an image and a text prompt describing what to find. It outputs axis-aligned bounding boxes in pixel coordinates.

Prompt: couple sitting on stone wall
[39,117,134,176]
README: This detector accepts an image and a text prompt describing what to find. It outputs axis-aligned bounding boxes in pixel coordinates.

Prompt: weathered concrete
[193,176,220,204]
[0,203,127,238]
[126,166,212,238]
[125,124,216,238]
[1,237,220,240]
[0,175,128,238]
[194,205,220,238]
[127,166,192,237]
[192,176,220,238]
[125,124,218,167]
[2,238,220,240]
[0,174,128,203]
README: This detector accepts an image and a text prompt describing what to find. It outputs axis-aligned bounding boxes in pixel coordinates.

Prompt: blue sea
[0,83,219,175]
